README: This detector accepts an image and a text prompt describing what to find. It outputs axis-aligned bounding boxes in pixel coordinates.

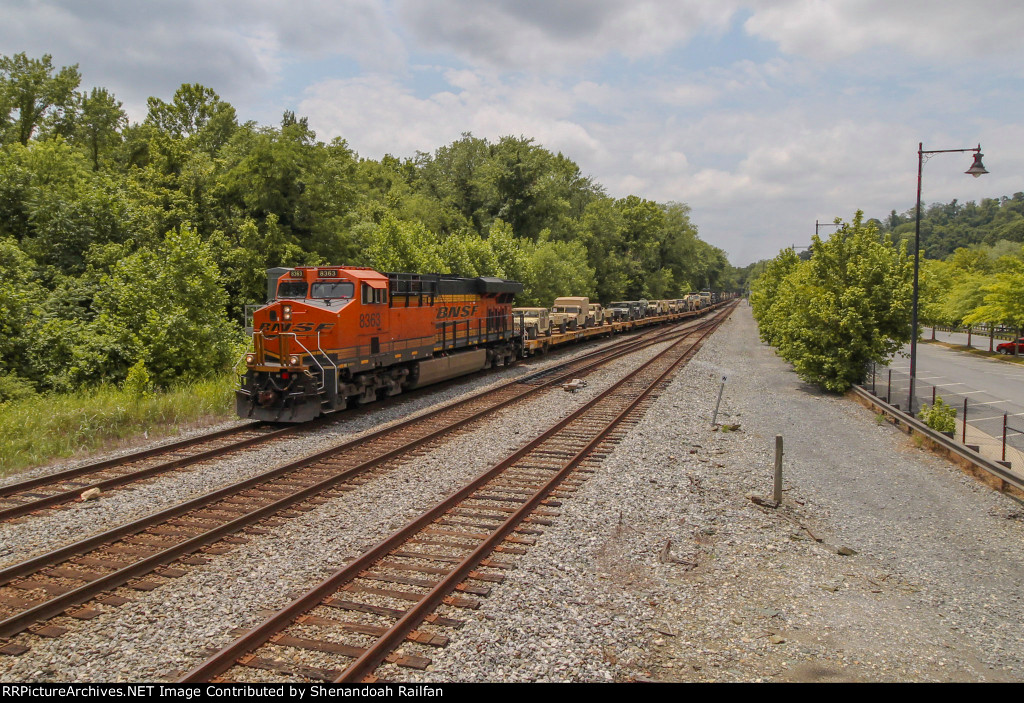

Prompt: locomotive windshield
[311,281,355,300]
[277,281,308,298]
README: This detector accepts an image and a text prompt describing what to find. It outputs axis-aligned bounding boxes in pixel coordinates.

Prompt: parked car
[996,337,1024,354]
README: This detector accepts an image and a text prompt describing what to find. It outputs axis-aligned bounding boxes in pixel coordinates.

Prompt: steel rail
[0,422,264,498]
[338,308,726,682]
[178,304,732,683]
[0,425,300,521]
[0,313,724,640]
[0,313,707,523]
[0,317,704,585]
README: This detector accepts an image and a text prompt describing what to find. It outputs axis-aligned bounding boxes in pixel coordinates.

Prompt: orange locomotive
[238,266,523,422]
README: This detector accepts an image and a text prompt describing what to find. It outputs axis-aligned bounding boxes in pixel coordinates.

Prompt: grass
[0,373,238,478]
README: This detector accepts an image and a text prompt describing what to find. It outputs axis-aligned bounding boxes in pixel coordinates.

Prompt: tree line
[0,53,737,402]
[750,202,1024,392]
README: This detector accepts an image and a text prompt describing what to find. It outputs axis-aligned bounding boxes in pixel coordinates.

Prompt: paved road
[925,327,1022,352]
[875,341,1024,454]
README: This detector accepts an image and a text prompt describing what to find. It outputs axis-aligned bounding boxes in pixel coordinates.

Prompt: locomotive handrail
[283,333,327,392]
[316,330,339,386]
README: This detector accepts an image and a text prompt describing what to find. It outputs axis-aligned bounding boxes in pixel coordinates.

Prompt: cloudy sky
[3,0,1023,265]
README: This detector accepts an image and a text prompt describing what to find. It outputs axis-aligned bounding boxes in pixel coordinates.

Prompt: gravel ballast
[4,306,1023,682]
[402,304,1024,682]
[0,333,678,682]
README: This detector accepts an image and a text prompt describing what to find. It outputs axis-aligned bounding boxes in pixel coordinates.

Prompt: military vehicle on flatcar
[513,307,552,339]
[551,296,591,330]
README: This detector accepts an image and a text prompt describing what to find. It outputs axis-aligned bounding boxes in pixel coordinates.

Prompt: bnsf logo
[436,305,478,320]
[259,322,335,333]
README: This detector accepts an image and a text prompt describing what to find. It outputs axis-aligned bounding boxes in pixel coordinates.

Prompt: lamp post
[908,143,988,414]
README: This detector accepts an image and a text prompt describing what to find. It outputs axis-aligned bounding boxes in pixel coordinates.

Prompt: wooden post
[962,398,968,443]
[773,435,783,505]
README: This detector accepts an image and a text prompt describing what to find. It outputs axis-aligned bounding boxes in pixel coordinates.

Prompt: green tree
[964,254,1024,352]
[0,53,81,145]
[528,236,597,306]
[756,212,912,392]
[97,227,239,386]
[75,87,126,170]
[362,213,449,274]
[0,237,43,392]
[750,247,801,347]
[145,83,237,157]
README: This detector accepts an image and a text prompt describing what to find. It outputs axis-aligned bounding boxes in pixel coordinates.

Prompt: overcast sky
[3,0,1023,265]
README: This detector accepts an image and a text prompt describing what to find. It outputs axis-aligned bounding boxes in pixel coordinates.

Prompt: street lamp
[907,143,988,414]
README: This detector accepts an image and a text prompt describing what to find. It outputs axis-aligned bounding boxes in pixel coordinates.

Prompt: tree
[97,227,239,386]
[362,213,449,275]
[0,53,81,145]
[964,254,1024,354]
[750,247,801,347]
[145,83,237,155]
[0,237,43,392]
[75,87,126,170]
[754,212,912,392]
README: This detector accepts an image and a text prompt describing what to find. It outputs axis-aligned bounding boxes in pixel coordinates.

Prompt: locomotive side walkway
[405,302,1024,682]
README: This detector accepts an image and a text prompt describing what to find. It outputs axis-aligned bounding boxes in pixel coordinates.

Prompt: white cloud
[395,0,740,71]
[299,72,605,161]
[744,0,1024,61]
[4,0,1024,267]
[0,0,403,119]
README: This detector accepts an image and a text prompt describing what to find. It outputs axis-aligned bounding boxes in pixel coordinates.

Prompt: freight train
[237,266,734,422]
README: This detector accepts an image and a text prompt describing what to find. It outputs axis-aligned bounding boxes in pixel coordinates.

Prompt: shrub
[918,397,957,434]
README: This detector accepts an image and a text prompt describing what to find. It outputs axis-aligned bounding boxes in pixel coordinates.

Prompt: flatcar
[237,266,522,422]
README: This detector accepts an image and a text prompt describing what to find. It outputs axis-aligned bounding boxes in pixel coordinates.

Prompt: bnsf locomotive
[238,266,522,422]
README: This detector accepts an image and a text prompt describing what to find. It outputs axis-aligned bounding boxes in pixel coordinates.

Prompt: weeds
[0,373,236,478]
[918,397,957,434]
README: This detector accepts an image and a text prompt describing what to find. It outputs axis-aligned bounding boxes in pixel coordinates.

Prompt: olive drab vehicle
[550,296,591,331]
[512,307,552,339]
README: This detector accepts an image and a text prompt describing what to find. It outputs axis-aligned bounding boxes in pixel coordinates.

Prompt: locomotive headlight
[282,304,292,321]
[245,353,256,365]
[288,354,301,366]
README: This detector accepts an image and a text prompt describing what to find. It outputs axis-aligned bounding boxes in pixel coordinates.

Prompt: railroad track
[0,424,303,523]
[0,310,729,655]
[0,312,711,525]
[180,305,731,683]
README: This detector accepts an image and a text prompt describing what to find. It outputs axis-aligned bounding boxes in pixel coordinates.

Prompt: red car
[996,337,1024,354]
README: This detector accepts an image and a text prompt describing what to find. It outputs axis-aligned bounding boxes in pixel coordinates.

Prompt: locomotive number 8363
[237,266,523,422]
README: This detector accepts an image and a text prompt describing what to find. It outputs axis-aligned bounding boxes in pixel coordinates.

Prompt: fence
[868,362,1024,470]
[930,324,1022,351]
